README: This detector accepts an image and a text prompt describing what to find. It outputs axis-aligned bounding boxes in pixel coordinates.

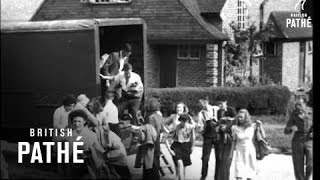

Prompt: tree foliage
[225,22,274,87]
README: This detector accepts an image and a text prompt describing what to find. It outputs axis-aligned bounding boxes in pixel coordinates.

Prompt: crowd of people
[45,43,313,180]
[0,47,313,180]
[50,88,313,180]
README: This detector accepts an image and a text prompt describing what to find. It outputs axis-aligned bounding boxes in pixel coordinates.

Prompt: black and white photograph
[0,0,313,179]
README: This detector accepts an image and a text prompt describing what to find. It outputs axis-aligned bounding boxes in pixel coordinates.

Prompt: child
[170,114,195,180]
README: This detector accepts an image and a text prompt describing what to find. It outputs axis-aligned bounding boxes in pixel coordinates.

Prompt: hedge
[146,86,291,116]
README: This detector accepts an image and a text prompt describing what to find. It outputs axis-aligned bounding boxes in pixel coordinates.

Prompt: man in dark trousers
[284,98,312,180]
[215,96,237,180]
[198,97,220,180]
[114,63,144,126]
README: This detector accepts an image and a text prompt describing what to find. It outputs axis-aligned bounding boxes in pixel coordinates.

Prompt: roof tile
[32,0,228,42]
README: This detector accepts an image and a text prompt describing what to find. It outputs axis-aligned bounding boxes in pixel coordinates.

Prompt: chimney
[259,0,269,29]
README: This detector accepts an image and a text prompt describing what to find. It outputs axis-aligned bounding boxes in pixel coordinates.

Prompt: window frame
[264,41,278,56]
[237,0,248,29]
[177,45,201,60]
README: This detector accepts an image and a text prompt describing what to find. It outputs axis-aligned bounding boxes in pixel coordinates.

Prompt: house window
[177,45,201,60]
[237,0,248,29]
[264,42,277,56]
[82,0,131,4]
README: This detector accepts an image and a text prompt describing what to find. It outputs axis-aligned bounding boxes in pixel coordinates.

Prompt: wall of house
[282,42,300,91]
[304,40,313,85]
[145,44,161,88]
[177,46,208,87]
[220,0,298,86]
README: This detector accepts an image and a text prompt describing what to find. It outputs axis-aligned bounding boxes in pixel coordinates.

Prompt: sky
[1,0,44,21]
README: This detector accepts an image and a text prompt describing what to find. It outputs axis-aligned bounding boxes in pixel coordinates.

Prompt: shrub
[146,86,290,116]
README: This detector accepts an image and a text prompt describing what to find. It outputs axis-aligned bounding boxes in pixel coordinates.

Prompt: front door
[160,46,177,87]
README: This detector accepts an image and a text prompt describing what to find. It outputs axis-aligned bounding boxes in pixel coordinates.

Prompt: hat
[77,94,89,105]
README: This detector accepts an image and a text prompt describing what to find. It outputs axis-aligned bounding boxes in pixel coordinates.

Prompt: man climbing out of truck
[114,63,144,126]
[100,43,132,102]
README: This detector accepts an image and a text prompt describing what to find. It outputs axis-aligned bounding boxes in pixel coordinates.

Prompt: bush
[146,86,290,116]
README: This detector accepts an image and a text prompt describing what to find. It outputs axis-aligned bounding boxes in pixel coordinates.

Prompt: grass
[185,115,293,152]
[121,114,293,154]
[253,115,293,153]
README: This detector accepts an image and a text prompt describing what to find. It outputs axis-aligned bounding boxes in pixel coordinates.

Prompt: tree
[224,21,273,87]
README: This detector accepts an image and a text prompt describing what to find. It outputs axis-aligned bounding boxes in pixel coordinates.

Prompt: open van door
[1,18,146,139]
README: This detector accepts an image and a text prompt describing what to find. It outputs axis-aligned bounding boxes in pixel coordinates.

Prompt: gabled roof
[197,0,226,13]
[267,11,312,40]
[0,0,45,21]
[181,0,225,38]
[32,0,228,42]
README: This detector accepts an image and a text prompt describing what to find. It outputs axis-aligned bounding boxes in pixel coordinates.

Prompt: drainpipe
[259,0,269,30]
[257,0,269,82]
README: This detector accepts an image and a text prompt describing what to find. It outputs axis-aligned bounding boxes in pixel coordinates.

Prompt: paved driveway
[127,144,295,180]
[2,142,297,179]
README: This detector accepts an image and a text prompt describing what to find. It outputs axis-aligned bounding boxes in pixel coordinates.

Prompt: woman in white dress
[231,109,258,180]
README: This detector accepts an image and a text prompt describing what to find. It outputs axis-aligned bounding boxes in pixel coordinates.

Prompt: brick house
[32,0,229,88]
[220,0,299,33]
[220,0,301,84]
[263,11,312,91]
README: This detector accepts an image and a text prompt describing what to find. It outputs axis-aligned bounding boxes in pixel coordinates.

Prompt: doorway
[98,25,144,98]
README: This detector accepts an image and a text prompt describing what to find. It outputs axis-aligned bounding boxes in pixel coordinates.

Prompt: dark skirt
[170,142,192,166]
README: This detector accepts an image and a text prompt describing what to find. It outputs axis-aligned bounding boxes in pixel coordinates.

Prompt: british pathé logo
[286,0,311,28]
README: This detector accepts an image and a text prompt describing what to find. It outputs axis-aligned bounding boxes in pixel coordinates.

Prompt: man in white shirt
[197,97,219,129]
[197,97,220,180]
[114,63,143,125]
[103,91,121,136]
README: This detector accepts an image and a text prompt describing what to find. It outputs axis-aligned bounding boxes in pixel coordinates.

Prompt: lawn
[253,115,293,153]
[182,115,293,152]
[118,114,294,155]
